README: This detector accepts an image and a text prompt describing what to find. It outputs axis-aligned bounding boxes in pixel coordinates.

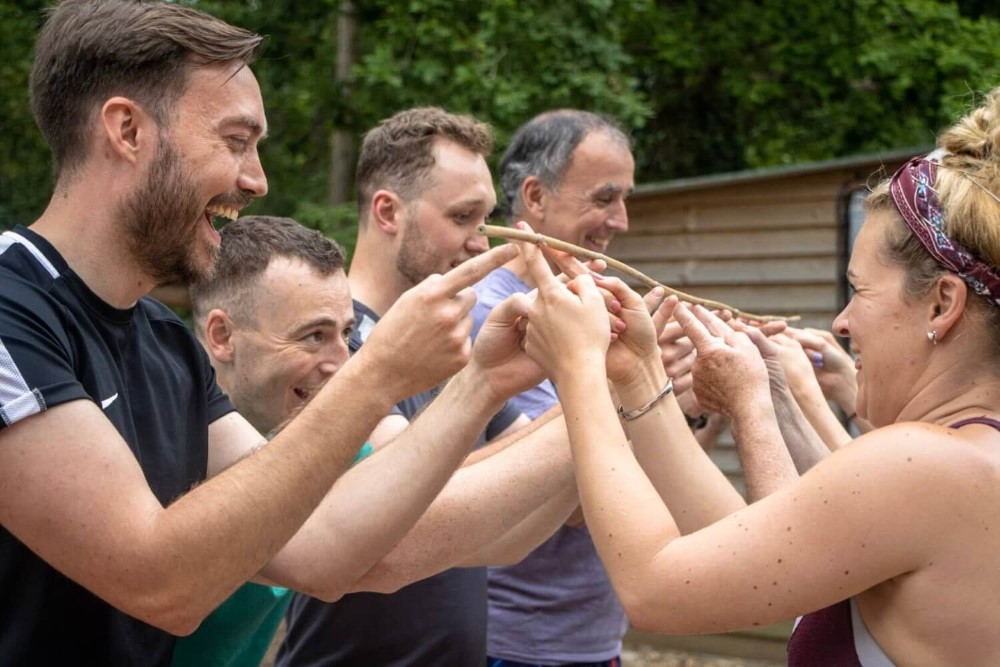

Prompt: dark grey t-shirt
[277,299,521,667]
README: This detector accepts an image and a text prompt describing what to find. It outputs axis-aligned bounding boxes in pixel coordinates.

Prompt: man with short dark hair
[278,108,579,667]
[0,3,532,663]
[187,214,580,666]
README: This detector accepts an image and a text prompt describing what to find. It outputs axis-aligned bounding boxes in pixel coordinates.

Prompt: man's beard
[119,140,214,285]
[395,215,445,286]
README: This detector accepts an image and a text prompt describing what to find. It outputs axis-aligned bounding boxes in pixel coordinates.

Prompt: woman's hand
[785,327,858,413]
[673,304,771,420]
[513,224,613,386]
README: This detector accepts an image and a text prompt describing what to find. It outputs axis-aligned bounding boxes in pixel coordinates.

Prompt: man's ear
[520,175,546,221]
[99,96,155,166]
[370,190,404,235]
[202,309,238,364]
[928,273,968,342]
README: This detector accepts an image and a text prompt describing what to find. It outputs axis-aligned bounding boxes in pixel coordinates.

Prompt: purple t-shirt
[471,268,628,663]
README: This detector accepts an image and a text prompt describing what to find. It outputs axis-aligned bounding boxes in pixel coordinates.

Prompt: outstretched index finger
[673,302,716,350]
[437,243,518,295]
[693,304,736,338]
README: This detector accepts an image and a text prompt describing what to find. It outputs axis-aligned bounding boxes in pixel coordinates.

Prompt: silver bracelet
[617,378,674,422]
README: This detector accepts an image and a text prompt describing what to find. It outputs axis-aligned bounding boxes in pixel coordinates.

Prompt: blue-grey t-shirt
[471,267,629,663]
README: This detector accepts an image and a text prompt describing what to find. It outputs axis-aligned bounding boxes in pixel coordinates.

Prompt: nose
[238,148,269,197]
[466,228,490,256]
[318,338,350,378]
[606,200,629,233]
[831,302,850,339]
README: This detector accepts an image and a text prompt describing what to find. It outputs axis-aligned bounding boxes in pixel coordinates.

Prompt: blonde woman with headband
[514,88,1000,666]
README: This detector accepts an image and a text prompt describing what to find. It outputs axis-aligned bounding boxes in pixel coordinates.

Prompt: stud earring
[927,330,938,345]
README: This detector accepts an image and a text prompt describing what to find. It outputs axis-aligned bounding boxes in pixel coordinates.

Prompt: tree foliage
[2,0,999,237]
[625,0,1000,181]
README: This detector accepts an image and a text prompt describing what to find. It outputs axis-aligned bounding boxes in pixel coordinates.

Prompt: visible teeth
[206,204,239,221]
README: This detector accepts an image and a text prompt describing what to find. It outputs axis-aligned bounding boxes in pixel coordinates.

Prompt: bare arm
[456,484,579,567]
[0,245,517,635]
[595,279,745,532]
[264,290,563,598]
[263,362,508,599]
[345,412,573,593]
[769,332,851,454]
[675,306,800,501]
[516,265,948,638]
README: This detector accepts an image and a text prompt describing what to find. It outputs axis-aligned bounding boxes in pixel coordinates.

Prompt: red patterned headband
[889,154,1000,307]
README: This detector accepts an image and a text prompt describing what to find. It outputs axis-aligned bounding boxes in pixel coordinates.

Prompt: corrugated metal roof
[634,145,933,197]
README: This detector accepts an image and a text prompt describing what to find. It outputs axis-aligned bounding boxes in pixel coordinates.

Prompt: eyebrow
[445,197,494,212]
[592,183,632,197]
[220,115,268,141]
[289,315,355,337]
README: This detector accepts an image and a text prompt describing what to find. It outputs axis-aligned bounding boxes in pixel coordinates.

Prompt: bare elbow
[619,590,671,635]
[349,568,409,595]
[308,585,347,604]
[121,588,210,637]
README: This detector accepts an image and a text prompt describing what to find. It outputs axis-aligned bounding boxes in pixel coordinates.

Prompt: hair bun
[939,89,1000,163]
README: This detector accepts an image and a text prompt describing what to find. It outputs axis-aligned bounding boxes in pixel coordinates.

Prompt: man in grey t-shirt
[472,110,636,666]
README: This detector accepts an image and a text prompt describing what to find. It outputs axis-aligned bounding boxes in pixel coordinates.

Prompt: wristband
[684,412,709,430]
[617,378,674,422]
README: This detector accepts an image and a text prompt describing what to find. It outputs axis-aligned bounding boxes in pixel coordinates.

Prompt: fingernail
[610,300,621,312]
[615,320,627,332]
[591,271,606,281]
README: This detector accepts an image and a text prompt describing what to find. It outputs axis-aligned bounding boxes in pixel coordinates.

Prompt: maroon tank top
[786,417,1000,665]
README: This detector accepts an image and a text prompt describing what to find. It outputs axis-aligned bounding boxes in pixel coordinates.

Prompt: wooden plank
[621,256,838,287]
[618,283,838,314]
[610,228,838,261]
[628,200,837,234]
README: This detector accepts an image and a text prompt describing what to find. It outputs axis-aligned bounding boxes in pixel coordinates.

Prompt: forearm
[789,384,852,452]
[456,485,578,567]
[563,368,681,611]
[730,393,799,501]
[263,364,506,599]
[771,385,837,472]
[461,405,561,466]
[618,360,745,533]
[139,357,395,631]
[349,413,574,592]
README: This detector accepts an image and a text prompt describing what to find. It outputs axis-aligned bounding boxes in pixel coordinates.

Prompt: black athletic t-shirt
[277,300,521,667]
[0,226,234,665]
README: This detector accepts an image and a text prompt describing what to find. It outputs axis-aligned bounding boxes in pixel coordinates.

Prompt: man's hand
[469,292,546,401]
[361,244,519,402]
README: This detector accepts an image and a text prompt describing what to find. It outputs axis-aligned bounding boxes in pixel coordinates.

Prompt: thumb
[489,292,533,326]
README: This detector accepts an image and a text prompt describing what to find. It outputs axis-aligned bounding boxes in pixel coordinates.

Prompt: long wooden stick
[478,224,798,323]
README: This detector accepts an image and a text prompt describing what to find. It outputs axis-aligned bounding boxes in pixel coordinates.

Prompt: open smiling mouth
[585,235,610,252]
[205,203,239,229]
